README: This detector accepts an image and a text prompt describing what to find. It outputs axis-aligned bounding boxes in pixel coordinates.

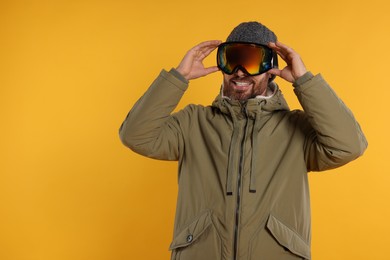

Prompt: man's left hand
[267,41,307,83]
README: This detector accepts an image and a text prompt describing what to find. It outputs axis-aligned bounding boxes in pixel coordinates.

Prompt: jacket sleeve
[293,72,368,171]
[119,69,189,161]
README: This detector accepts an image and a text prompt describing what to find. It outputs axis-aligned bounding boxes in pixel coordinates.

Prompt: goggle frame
[216,41,278,77]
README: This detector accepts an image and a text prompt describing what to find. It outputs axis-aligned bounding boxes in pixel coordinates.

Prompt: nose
[234,68,246,77]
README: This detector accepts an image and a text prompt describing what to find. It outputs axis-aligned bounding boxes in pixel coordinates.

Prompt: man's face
[223,69,270,101]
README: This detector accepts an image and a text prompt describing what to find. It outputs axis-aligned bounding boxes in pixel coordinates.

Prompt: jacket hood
[212,81,290,118]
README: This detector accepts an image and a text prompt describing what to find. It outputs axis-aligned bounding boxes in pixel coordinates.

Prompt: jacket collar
[212,81,290,119]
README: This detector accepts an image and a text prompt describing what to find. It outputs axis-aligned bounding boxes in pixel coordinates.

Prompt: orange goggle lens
[217,42,275,76]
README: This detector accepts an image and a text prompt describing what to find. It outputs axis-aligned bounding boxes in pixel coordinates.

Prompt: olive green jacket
[119,69,367,260]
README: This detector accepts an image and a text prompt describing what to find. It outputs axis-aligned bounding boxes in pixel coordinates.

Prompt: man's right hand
[176,40,222,81]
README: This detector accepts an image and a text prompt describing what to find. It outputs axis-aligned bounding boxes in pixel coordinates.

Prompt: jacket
[119,69,367,260]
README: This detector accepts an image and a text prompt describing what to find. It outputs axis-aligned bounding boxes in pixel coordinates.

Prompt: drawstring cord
[225,100,239,196]
[249,100,267,193]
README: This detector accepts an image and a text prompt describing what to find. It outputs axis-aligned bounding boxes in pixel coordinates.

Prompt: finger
[269,41,294,58]
[204,66,220,75]
[195,41,222,61]
[275,41,295,54]
[268,42,287,61]
[198,40,222,54]
[267,42,277,49]
[188,40,220,59]
[275,41,303,63]
[199,45,220,59]
[267,68,282,77]
[194,40,222,51]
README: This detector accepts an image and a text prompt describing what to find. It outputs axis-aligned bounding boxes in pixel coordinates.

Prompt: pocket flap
[169,210,212,250]
[266,214,311,259]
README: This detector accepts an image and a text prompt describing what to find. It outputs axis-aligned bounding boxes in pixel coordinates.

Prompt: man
[119,22,367,260]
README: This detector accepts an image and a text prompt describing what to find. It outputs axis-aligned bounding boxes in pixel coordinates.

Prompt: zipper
[233,105,249,260]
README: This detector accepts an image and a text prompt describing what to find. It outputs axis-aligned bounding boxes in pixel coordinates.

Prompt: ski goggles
[216,42,277,76]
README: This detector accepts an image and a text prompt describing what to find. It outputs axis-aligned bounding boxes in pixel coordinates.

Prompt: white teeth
[234,81,250,86]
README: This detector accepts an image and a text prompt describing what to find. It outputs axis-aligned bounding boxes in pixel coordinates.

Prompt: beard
[223,76,267,101]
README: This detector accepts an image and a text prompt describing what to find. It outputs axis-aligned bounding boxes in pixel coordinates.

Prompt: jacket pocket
[249,214,311,260]
[169,210,222,260]
[266,214,311,259]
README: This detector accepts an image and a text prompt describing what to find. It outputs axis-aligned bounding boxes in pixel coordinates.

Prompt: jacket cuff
[158,69,189,92]
[169,68,189,84]
[293,71,314,88]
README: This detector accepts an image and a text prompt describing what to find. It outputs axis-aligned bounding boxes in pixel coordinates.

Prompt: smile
[232,80,253,91]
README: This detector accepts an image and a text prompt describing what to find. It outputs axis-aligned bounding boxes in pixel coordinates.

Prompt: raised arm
[268,41,367,170]
[119,41,221,160]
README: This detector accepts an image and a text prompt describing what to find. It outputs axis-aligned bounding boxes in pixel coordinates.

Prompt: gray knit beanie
[226,21,277,45]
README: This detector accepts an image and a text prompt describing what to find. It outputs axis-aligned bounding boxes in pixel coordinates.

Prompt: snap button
[186,234,193,243]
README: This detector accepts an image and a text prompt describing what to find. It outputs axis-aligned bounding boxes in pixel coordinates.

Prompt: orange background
[1,0,389,259]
